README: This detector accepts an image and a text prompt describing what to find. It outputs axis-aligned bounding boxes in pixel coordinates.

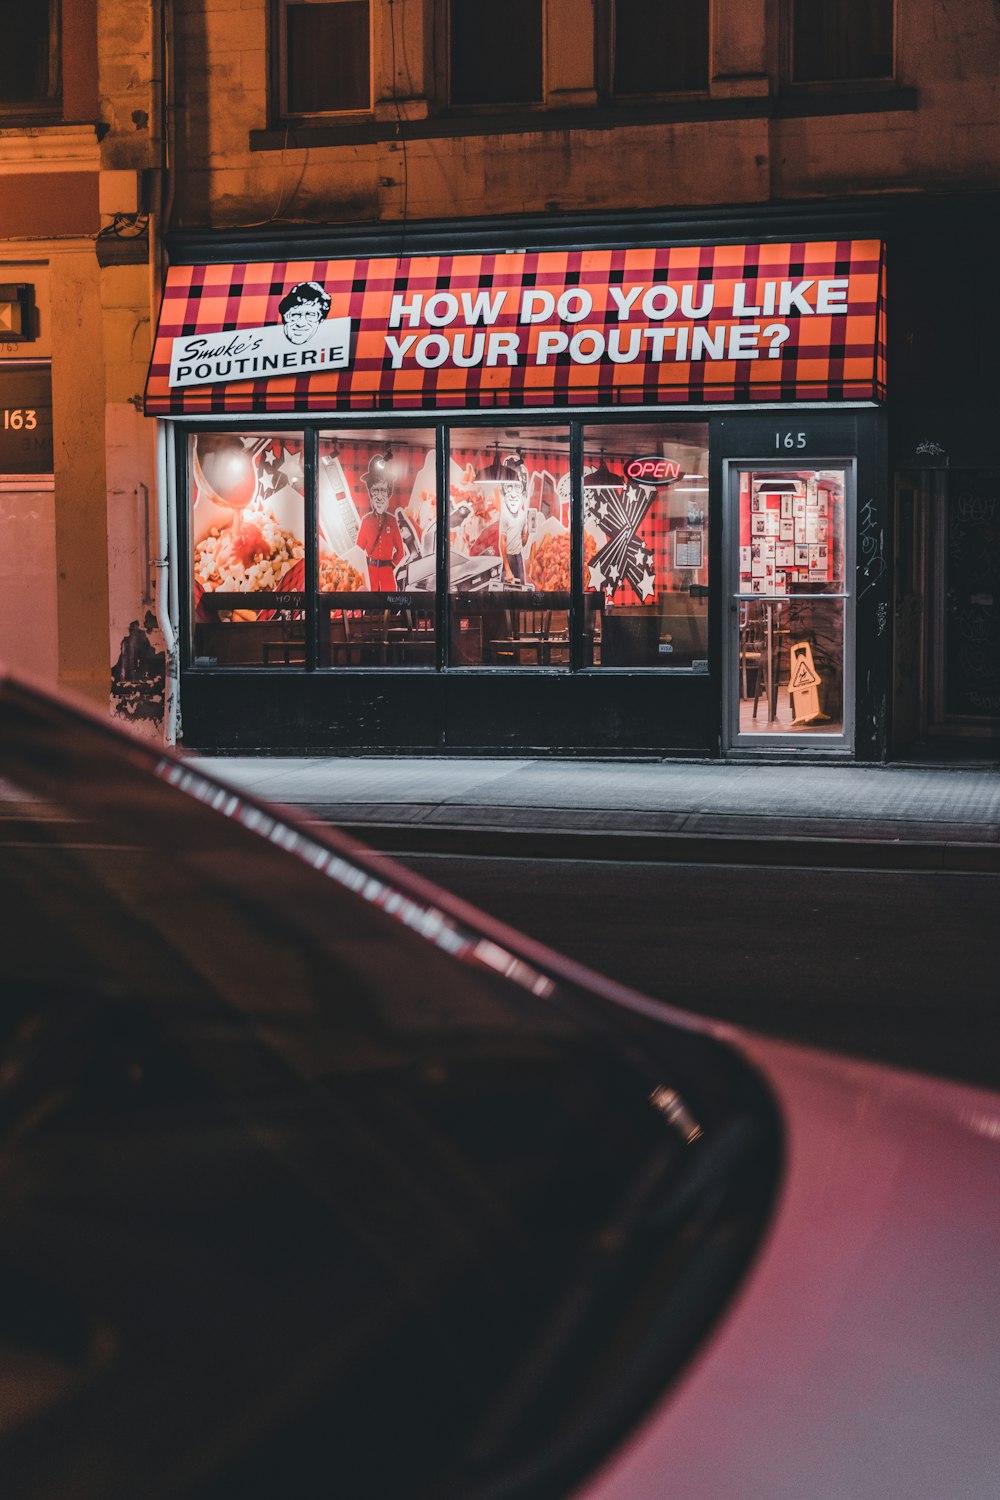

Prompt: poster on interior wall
[317,441,440,594]
[582,456,685,605]
[191,433,307,621]
[446,444,574,595]
[740,470,839,594]
[314,439,572,597]
[145,240,887,415]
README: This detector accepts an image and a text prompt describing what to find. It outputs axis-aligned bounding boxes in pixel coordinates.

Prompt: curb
[308,817,1000,872]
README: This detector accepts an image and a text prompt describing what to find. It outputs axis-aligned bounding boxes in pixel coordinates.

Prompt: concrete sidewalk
[188,755,1000,871]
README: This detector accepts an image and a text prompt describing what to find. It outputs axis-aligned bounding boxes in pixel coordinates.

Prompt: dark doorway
[893,469,1000,763]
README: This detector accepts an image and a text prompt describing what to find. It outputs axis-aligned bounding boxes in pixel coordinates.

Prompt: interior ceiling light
[583,455,625,488]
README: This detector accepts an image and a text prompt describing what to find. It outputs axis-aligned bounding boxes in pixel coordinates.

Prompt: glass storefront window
[185,419,713,673]
[582,423,709,669]
[190,432,306,667]
[317,429,436,667]
[735,467,847,736]
[447,427,571,668]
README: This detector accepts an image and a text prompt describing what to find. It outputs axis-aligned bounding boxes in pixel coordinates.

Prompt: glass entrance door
[726,461,854,750]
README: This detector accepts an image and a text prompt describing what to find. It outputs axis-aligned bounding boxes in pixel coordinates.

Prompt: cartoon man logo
[499,452,530,585]
[356,452,406,592]
[278,281,331,345]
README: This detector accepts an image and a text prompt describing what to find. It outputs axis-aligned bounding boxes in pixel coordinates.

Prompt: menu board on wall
[0,365,52,474]
[674,529,704,569]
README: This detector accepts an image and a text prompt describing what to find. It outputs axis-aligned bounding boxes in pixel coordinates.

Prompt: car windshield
[0,677,781,1500]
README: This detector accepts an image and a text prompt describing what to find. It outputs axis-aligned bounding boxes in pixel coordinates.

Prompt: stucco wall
[49,247,113,704]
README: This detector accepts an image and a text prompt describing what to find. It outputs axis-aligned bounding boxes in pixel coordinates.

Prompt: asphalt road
[394,852,1000,1091]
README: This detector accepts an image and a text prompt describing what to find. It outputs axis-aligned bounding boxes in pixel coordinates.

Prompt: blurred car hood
[581,1031,1000,1500]
[1,669,997,1500]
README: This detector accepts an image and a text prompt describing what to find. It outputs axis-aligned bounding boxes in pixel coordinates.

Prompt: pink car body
[583,1033,1000,1500]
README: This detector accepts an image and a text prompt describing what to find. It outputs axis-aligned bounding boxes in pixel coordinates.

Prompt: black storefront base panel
[179,670,720,756]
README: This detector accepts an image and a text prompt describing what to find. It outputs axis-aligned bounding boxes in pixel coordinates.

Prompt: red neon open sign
[625,457,681,485]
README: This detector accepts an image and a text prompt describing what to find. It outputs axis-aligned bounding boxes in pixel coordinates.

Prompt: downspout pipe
[151,0,180,743]
[155,421,180,744]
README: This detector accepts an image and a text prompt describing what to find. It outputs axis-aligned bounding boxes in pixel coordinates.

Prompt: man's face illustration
[501,480,526,517]
[370,481,391,515]
[282,301,324,345]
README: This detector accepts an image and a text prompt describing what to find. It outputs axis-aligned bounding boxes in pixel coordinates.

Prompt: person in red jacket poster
[356,453,406,591]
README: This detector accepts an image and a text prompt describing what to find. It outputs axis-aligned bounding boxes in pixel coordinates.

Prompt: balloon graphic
[193,435,268,577]
[193,435,257,510]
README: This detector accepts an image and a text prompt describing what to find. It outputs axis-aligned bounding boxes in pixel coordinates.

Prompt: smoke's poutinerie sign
[145,241,886,415]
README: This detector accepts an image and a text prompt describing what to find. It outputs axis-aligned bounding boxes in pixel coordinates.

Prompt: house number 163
[2,409,37,430]
[774,431,807,449]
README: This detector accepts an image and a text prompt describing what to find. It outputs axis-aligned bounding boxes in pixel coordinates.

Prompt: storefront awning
[145,239,886,416]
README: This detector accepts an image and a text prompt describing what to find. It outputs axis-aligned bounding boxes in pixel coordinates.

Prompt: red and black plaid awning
[145,239,886,417]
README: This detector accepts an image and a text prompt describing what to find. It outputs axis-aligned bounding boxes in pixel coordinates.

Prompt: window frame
[444,0,547,114]
[0,0,62,118]
[597,0,710,104]
[272,0,375,124]
[781,0,896,93]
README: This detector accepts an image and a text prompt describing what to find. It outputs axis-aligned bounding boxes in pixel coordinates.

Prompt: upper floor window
[789,0,893,84]
[276,0,372,117]
[612,0,709,97]
[0,0,60,112]
[449,0,543,108]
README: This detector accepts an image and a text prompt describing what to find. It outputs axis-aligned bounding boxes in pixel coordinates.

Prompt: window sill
[0,106,64,127]
[252,99,757,150]
[0,120,103,169]
[275,109,375,128]
[251,86,918,150]
[773,85,917,118]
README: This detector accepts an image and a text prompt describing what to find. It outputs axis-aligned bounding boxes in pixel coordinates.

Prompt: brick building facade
[6,2,1000,755]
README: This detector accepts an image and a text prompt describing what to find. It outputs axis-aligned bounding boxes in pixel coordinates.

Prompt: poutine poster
[189,434,708,612]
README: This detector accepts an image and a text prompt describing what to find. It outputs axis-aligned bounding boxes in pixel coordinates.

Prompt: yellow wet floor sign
[788,640,829,724]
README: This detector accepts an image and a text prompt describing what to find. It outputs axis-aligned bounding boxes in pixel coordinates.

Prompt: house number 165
[774,431,807,449]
